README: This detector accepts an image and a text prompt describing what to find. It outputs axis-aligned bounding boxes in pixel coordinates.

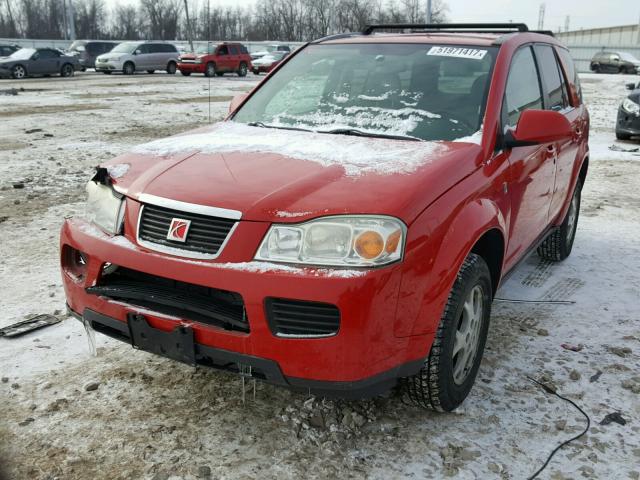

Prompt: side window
[534,44,567,111]
[557,48,582,103]
[150,44,164,54]
[229,45,238,55]
[503,46,543,128]
[39,49,58,59]
[217,45,228,56]
[240,45,248,54]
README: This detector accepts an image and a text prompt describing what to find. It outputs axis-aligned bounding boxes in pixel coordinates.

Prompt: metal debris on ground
[560,343,584,352]
[599,412,626,426]
[0,314,61,338]
[609,144,640,153]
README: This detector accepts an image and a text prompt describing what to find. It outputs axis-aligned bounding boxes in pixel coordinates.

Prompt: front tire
[404,253,492,412]
[11,64,26,79]
[616,131,631,140]
[204,62,216,77]
[123,62,135,75]
[537,180,582,261]
[166,61,177,74]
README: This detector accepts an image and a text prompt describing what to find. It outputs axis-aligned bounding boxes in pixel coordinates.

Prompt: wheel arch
[395,195,507,338]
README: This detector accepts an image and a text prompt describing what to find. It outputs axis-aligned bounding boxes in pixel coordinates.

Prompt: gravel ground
[1,71,640,480]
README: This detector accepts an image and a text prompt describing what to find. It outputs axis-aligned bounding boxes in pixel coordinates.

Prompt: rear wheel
[11,64,26,79]
[404,253,492,411]
[204,62,216,77]
[123,62,135,75]
[60,63,74,77]
[166,61,177,74]
[537,180,582,261]
[237,62,248,77]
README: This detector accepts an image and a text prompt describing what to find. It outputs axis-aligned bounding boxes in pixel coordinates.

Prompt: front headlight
[622,98,640,116]
[85,181,125,235]
[255,216,406,267]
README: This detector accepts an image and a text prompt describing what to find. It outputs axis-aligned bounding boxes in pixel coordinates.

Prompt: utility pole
[538,3,545,30]
[183,0,194,53]
[66,0,76,41]
[426,0,432,24]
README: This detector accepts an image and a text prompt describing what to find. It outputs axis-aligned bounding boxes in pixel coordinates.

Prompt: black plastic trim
[70,307,424,399]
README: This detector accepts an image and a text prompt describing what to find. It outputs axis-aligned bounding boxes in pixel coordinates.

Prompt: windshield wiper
[247,121,312,133]
[319,128,421,142]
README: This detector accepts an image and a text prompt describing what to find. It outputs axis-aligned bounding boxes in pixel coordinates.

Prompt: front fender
[394,175,507,338]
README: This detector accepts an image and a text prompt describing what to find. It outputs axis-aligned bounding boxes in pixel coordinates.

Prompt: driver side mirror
[503,110,572,148]
[228,93,248,114]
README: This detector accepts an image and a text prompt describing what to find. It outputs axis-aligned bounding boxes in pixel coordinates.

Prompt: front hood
[104,122,482,224]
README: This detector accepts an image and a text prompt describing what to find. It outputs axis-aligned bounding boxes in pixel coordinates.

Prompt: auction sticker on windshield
[427,46,487,60]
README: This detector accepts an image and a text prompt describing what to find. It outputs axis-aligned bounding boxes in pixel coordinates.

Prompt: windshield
[619,52,639,63]
[111,42,140,54]
[233,44,496,141]
[195,44,216,54]
[9,48,35,60]
[68,41,86,52]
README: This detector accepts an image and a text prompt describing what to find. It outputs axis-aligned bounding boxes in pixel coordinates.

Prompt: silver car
[95,41,179,75]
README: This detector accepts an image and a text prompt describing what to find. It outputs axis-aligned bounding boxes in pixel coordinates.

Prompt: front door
[499,45,557,268]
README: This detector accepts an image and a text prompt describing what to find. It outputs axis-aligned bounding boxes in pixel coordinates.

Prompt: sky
[103,0,640,33]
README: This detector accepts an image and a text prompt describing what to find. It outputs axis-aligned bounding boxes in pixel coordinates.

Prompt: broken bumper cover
[617,106,640,136]
[61,218,428,398]
[69,307,423,399]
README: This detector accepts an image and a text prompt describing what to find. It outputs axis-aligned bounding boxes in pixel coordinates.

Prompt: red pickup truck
[61,23,588,411]
[177,42,251,77]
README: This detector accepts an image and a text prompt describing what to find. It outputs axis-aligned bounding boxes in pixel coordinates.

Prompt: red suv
[61,24,588,411]
[178,42,251,77]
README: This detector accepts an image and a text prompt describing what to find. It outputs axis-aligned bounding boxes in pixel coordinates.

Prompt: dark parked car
[0,48,81,79]
[616,81,640,140]
[0,44,20,58]
[67,40,119,70]
[590,51,640,74]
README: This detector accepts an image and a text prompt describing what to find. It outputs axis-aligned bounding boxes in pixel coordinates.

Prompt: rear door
[534,44,580,222]
[498,45,557,267]
[228,45,240,71]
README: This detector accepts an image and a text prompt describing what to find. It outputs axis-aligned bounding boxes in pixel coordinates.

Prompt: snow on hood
[132,121,445,176]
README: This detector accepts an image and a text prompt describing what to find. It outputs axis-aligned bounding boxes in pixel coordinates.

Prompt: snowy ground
[1,71,640,480]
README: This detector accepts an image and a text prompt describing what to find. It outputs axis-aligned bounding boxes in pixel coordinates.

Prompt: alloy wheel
[452,285,484,385]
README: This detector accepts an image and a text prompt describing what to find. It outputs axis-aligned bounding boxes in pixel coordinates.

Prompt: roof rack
[362,23,529,35]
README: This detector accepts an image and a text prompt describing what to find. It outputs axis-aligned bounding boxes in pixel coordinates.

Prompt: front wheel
[60,63,74,77]
[537,179,582,261]
[404,253,492,411]
[123,62,135,75]
[166,61,176,74]
[204,62,216,77]
[11,64,26,79]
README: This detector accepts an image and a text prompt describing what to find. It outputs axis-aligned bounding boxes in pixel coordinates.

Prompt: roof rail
[531,30,555,37]
[362,23,529,35]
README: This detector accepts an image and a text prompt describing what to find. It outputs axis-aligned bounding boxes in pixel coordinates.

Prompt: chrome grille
[138,203,236,256]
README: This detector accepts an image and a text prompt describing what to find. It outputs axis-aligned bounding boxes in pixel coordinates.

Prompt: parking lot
[1,71,639,479]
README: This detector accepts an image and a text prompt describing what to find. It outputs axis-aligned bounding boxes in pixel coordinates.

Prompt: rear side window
[163,44,177,53]
[534,44,567,111]
[503,46,543,128]
[148,44,163,54]
[557,48,582,103]
[240,45,248,54]
[39,49,60,59]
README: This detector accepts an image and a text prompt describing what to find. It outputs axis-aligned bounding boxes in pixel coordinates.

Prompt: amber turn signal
[354,230,384,259]
[385,229,402,254]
